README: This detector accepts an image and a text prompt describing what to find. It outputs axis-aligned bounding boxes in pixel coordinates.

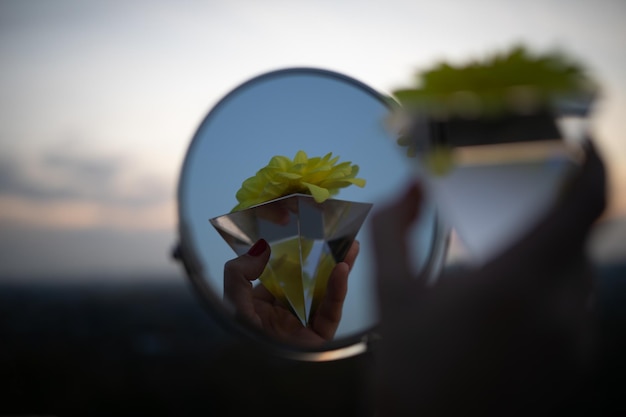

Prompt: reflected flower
[392,44,597,120]
[232,151,366,211]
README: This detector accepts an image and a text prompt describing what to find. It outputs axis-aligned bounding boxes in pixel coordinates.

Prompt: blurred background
[1,1,624,414]
[0,0,624,282]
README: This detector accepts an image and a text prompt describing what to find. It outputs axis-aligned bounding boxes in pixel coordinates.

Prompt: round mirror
[176,68,448,360]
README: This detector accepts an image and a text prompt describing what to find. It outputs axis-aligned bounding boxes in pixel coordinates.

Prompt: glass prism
[209,194,372,326]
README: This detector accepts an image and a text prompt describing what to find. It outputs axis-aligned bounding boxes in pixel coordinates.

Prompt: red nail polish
[247,239,268,256]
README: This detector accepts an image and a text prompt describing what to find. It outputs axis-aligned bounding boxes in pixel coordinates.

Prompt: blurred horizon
[1,0,624,280]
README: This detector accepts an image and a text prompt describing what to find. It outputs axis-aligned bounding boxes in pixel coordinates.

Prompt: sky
[1,0,625,283]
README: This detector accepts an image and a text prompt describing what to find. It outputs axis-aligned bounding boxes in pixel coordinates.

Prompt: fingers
[223,239,271,327]
[568,136,606,223]
[342,240,360,271]
[548,137,606,237]
[371,181,423,286]
[251,280,276,303]
[310,261,350,340]
[309,240,359,339]
[370,181,425,326]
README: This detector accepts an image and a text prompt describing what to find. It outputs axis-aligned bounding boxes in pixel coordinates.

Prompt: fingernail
[247,239,268,256]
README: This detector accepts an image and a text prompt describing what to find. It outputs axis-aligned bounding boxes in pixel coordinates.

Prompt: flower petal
[231,150,366,211]
[302,182,330,203]
[276,172,302,180]
[294,150,308,164]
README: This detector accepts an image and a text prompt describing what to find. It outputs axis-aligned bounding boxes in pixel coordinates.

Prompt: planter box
[405,110,584,265]
[430,111,561,147]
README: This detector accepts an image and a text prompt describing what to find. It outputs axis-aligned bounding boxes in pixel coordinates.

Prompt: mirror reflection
[211,194,373,330]
[178,68,444,344]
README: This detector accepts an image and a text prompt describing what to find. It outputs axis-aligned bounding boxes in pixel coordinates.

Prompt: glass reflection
[210,194,372,328]
[178,68,442,341]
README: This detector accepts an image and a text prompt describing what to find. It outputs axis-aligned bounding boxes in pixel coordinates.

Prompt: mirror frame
[174,67,450,361]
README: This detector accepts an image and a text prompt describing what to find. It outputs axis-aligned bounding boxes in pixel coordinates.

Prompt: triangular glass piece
[209,194,373,326]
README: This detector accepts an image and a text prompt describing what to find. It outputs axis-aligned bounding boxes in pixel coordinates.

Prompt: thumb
[371,181,422,284]
[223,239,271,324]
[371,181,423,319]
[224,239,271,283]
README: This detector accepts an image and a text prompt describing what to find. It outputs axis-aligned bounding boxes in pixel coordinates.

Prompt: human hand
[372,140,606,415]
[223,239,360,347]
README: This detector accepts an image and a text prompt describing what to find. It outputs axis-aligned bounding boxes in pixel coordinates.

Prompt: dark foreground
[0,262,624,416]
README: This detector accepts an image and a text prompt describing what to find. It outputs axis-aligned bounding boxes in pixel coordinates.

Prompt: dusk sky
[1,0,624,281]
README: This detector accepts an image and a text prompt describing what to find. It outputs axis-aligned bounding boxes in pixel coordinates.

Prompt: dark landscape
[0,257,624,415]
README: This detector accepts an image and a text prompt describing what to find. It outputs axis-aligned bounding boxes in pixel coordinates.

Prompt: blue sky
[1,0,625,283]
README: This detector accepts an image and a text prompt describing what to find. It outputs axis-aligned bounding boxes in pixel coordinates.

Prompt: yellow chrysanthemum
[232,150,366,212]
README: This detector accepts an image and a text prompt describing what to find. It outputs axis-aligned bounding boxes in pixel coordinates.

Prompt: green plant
[392,45,597,119]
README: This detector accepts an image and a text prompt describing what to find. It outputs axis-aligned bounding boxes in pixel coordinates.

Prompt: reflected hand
[223,238,359,347]
[372,140,606,415]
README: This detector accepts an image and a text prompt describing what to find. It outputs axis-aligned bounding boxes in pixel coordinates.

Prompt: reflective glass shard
[209,194,372,326]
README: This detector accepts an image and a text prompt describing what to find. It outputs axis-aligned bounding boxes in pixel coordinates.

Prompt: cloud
[41,150,121,187]
[0,149,171,207]
[0,147,176,231]
[0,156,66,199]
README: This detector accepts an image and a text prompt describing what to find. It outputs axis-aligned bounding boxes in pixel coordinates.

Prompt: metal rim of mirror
[173,67,450,362]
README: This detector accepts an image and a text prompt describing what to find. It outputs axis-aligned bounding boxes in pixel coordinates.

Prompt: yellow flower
[232,150,366,211]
